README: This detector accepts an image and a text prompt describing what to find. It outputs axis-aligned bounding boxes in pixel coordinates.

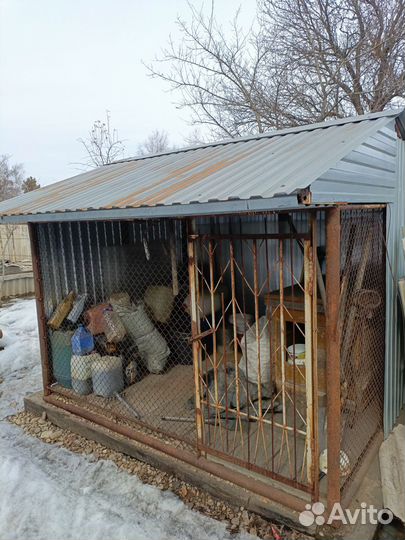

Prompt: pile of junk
[47,285,189,400]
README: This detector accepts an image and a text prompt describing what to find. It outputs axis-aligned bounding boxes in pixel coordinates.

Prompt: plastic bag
[136,328,170,373]
[113,302,154,340]
[144,286,174,323]
[239,316,271,385]
[103,308,126,343]
[85,303,110,335]
[109,292,131,308]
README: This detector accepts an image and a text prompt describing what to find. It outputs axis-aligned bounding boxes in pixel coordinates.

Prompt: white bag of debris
[113,301,154,340]
[144,286,174,323]
[239,316,271,385]
[109,292,131,308]
[136,328,170,373]
[113,301,169,373]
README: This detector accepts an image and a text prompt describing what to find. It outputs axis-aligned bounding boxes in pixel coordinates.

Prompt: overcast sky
[0,0,256,186]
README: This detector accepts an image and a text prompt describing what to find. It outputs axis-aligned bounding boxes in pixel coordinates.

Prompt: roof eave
[0,195,307,224]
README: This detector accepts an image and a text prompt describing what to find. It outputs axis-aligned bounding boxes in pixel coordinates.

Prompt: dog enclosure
[29,204,386,508]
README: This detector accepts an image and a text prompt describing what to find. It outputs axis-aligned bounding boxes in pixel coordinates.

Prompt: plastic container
[48,292,76,330]
[71,353,99,395]
[286,344,306,365]
[50,330,74,388]
[92,355,124,397]
[103,308,126,343]
[71,325,94,355]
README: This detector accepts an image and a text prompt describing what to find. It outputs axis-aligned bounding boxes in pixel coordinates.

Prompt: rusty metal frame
[188,218,320,495]
[29,222,52,396]
[325,207,341,512]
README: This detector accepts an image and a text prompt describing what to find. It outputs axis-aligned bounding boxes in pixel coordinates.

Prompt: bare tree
[147,0,405,137]
[0,155,23,201]
[78,110,125,168]
[138,129,171,156]
[262,0,405,120]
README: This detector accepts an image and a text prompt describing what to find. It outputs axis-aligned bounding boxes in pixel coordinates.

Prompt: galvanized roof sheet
[0,109,403,221]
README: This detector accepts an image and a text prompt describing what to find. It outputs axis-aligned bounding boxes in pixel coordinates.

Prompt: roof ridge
[111,108,404,165]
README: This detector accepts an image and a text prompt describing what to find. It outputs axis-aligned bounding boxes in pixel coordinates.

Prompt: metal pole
[29,223,52,396]
[304,239,313,485]
[310,212,320,502]
[326,207,341,512]
[187,218,204,452]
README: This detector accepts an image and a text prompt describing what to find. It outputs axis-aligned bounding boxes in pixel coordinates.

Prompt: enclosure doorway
[188,219,320,496]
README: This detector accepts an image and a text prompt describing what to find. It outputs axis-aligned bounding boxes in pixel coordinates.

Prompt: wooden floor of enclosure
[52,358,318,489]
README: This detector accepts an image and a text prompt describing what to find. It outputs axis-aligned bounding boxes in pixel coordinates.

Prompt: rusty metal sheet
[0,110,402,221]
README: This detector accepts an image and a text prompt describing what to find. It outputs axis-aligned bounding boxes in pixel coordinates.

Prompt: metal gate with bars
[188,222,319,495]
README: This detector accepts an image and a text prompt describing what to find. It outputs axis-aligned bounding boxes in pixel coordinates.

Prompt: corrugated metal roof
[0,109,403,222]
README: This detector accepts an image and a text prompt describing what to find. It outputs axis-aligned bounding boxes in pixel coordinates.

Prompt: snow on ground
[0,298,253,540]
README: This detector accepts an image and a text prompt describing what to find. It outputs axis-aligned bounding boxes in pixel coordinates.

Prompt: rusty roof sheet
[0,109,403,221]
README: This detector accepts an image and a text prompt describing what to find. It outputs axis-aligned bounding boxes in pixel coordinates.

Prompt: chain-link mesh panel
[36,219,196,447]
[340,208,385,494]
[33,212,326,493]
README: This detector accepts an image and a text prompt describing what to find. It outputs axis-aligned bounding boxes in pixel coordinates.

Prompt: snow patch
[0,299,253,540]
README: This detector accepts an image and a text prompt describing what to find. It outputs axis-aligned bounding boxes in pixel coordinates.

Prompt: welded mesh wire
[36,219,197,444]
[339,208,385,493]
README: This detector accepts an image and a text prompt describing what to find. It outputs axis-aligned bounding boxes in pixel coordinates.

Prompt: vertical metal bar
[239,228,251,465]
[58,223,68,294]
[279,240,287,436]
[311,212,320,501]
[230,240,242,433]
[208,239,220,441]
[326,207,341,511]
[304,239,313,485]
[111,221,118,286]
[218,237,230,452]
[68,222,78,292]
[187,218,204,452]
[289,228,297,481]
[38,225,53,317]
[48,223,61,303]
[29,223,52,396]
[264,218,275,472]
[95,222,105,301]
[252,239,264,463]
[86,221,97,302]
[77,221,87,293]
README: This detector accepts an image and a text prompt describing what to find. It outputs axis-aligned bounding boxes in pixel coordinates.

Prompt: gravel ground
[8,410,309,540]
